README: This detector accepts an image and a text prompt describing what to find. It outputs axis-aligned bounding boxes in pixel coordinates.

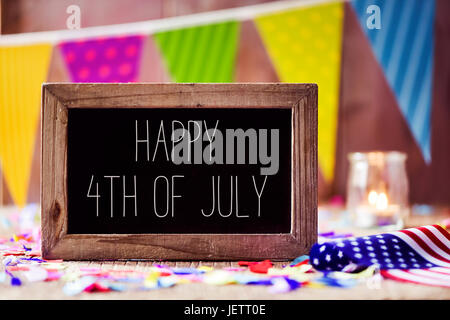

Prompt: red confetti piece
[7,266,30,271]
[238,261,257,267]
[28,251,42,257]
[2,250,26,256]
[249,260,273,274]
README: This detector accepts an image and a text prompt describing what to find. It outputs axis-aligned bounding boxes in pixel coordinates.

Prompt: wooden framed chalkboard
[41,83,317,260]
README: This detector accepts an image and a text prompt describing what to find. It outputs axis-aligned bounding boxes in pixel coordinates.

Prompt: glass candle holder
[346,151,409,229]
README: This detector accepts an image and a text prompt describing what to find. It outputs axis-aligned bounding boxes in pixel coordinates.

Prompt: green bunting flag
[154,21,240,82]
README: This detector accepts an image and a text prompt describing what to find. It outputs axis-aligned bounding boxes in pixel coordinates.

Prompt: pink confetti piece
[84,282,111,293]
[45,271,63,281]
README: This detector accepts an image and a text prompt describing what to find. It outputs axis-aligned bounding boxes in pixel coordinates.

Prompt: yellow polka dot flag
[255,2,344,182]
[0,44,52,207]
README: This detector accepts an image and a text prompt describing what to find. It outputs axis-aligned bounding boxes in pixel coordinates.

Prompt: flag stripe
[400,229,450,263]
[417,227,450,255]
[389,231,450,267]
[407,269,450,283]
[433,225,450,241]
[430,267,450,275]
[382,269,450,288]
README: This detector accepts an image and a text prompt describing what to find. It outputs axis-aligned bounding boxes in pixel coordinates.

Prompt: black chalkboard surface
[41,83,317,260]
[67,108,291,234]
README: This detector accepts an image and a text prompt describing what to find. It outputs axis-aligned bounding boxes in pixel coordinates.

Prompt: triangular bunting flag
[351,0,435,162]
[0,43,52,207]
[59,35,144,82]
[255,3,344,182]
[154,21,240,82]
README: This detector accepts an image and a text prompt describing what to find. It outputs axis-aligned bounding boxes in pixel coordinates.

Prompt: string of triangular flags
[0,0,436,207]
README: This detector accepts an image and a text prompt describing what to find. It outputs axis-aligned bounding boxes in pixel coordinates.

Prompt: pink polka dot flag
[58,35,144,82]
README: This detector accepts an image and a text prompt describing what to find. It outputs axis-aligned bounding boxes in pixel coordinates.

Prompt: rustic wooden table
[0,206,449,300]
[1,260,449,300]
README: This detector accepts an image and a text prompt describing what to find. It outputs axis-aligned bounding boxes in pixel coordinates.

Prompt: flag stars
[310,227,445,274]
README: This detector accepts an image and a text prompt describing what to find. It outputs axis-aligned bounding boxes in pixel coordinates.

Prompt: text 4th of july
[86,120,281,218]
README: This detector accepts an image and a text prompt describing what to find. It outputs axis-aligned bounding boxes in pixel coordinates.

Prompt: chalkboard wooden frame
[41,83,317,260]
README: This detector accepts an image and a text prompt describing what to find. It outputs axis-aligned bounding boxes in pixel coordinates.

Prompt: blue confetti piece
[290,255,309,266]
[285,278,301,290]
[247,279,273,286]
[315,276,356,288]
[11,277,22,286]
[172,268,203,275]
[107,283,127,292]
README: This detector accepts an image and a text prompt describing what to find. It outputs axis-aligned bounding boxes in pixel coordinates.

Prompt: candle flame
[376,192,388,210]
[368,190,378,206]
[368,190,389,210]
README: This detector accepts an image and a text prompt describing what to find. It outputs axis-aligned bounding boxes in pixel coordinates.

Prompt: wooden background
[0,0,449,206]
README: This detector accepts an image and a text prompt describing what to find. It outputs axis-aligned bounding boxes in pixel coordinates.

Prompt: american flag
[310,225,450,288]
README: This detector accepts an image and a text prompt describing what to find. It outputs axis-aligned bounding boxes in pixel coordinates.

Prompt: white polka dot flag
[310,225,450,288]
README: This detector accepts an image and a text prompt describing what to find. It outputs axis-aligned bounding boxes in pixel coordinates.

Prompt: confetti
[3,204,446,295]
[248,260,273,274]
[23,267,48,282]
[289,255,309,266]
